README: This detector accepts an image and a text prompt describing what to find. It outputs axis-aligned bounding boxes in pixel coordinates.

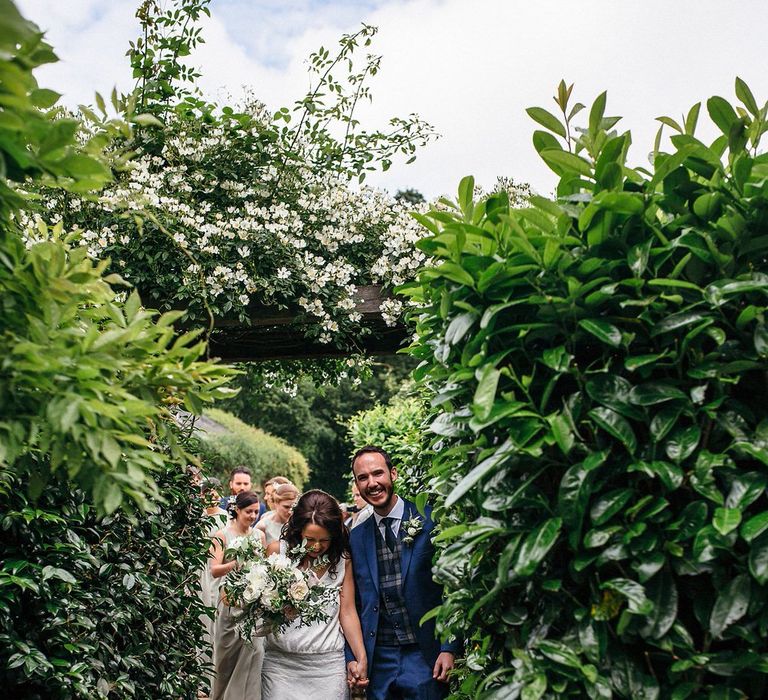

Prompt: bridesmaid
[209,491,266,700]
[256,482,298,545]
[199,478,229,693]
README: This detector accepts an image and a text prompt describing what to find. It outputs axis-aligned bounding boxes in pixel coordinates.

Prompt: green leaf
[602,578,653,615]
[632,553,666,583]
[540,149,592,177]
[640,568,678,639]
[630,460,683,491]
[511,517,562,578]
[656,116,682,133]
[589,91,607,136]
[473,365,500,420]
[579,319,621,348]
[457,175,475,215]
[541,345,572,372]
[707,96,739,136]
[445,311,477,346]
[665,425,701,463]
[445,440,514,507]
[101,435,122,468]
[589,407,637,453]
[132,113,164,127]
[521,674,547,700]
[558,453,606,548]
[41,565,77,584]
[749,532,768,585]
[103,481,122,515]
[30,88,61,108]
[59,153,110,179]
[741,512,768,542]
[590,487,634,526]
[549,413,574,455]
[538,640,582,668]
[625,353,668,372]
[526,107,566,138]
[650,405,683,442]
[754,323,768,357]
[726,471,767,510]
[685,102,701,134]
[651,311,711,336]
[629,383,687,406]
[713,507,741,536]
[735,77,759,116]
[709,574,750,639]
[669,502,709,544]
[628,240,651,277]
[436,261,475,287]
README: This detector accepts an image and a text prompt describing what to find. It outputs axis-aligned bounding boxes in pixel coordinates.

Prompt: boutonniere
[402,515,423,546]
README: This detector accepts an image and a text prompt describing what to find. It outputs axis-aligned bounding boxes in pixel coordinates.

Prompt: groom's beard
[362,481,395,511]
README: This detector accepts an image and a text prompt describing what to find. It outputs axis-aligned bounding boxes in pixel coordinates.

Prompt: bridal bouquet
[222,549,338,639]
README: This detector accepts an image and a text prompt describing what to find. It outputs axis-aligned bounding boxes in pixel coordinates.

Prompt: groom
[346,445,459,699]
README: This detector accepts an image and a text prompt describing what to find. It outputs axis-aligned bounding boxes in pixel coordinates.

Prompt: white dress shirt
[373,495,405,542]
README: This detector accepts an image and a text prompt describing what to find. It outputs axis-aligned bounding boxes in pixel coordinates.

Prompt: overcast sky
[17,0,768,199]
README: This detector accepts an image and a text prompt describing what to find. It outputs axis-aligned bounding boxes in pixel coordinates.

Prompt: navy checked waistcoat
[374,520,417,645]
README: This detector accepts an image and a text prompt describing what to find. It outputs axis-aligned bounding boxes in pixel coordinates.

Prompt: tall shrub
[0,2,235,695]
[402,80,768,698]
[346,395,428,500]
[0,467,211,699]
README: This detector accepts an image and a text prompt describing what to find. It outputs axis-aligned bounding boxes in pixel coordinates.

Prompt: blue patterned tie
[381,517,397,552]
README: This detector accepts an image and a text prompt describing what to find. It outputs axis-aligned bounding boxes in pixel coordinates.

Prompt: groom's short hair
[351,445,394,472]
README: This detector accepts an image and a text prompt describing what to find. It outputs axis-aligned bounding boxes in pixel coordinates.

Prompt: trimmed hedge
[198,409,309,488]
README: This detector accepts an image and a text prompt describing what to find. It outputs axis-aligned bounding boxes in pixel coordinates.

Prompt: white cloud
[19,0,137,106]
[17,0,768,199]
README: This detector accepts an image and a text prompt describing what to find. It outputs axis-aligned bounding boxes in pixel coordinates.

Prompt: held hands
[432,651,455,683]
[346,659,369,690]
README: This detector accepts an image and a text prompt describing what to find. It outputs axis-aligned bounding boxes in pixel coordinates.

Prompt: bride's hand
[346,659,369,689]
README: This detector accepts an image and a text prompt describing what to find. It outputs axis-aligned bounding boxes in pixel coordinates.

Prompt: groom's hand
[432,652,455,683]
[347,660,368,688]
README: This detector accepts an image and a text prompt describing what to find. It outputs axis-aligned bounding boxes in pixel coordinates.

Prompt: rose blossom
[288,580,310,602]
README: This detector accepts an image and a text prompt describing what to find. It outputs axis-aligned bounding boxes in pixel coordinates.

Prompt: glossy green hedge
[346,394,428,500]
[0,467,211,699]
[402,80,768,698]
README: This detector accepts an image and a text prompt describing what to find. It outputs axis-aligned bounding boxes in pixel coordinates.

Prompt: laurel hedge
[346,395,429,500]
[403,80,768,698]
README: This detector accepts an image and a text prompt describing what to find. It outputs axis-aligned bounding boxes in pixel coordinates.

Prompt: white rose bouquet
[222,547,337,639]
[224,535,266,567]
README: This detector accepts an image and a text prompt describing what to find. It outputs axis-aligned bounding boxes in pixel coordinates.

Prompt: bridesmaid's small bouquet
[224,535,266,567]
[223,549,337,639]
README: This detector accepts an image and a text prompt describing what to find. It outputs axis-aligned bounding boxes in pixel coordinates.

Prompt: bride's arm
[209,529,237,578]
[339,558,368,686]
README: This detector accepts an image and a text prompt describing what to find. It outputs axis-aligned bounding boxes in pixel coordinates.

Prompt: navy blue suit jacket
[347,497,459,672]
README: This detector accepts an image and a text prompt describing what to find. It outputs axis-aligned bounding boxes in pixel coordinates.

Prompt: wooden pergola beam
[200,285,410,362]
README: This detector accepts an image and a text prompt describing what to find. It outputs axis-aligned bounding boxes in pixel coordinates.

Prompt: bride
[261,489,368,699]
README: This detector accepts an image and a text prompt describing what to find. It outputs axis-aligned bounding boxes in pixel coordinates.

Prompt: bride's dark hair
[283,489,349,576]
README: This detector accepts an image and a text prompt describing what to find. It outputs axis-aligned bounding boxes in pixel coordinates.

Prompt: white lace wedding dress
[261,543,348,699]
